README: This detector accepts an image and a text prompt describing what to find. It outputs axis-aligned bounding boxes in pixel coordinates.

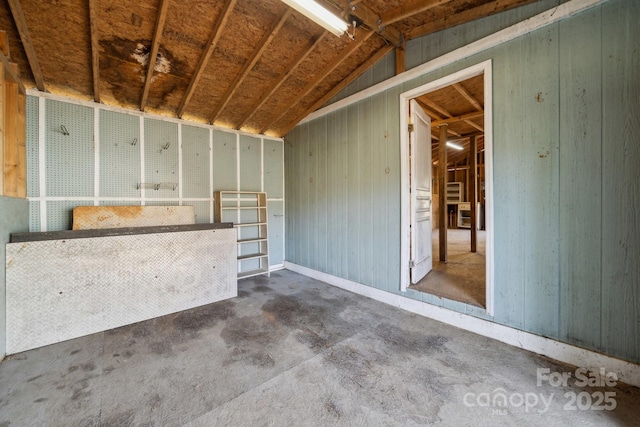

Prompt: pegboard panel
[47,201,93,231]
[29,201,40,232]
[268,200,284,265]
[100,110,140,198]
[189,201,211,224]
[264,139,284,198]
[239,135,261,192]
[45,100,94,197]
[144,200,179,206]
[144,118,179,199]
[99,200,141,206]
[26,95,39,197]
[182,125,210,198]
[212,130,237,192]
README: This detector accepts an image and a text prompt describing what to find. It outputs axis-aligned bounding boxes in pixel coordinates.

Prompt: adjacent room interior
[0,0,638,425]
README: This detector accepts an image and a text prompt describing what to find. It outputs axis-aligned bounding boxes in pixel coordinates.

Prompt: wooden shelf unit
[446,182,464,203]
[214,191,270,279]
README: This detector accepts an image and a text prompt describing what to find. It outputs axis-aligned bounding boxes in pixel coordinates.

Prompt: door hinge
[409,260,415,268]
[408,123,414,133]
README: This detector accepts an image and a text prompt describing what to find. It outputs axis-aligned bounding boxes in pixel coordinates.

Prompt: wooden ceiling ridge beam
[380,0,450,26]
[347,2,402,47]
[260,30,374,134]
[279,42,394,136]
[7,0,46,91]
[210,9,292,124]
[88,0,101,103]
[177,0,238,118]
[140,0,171,111]
[237,31,328,130]
[431,111,484,127]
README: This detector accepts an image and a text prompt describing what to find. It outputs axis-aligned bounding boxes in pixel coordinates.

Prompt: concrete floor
[1,270,639,426]
[410,229,486,307]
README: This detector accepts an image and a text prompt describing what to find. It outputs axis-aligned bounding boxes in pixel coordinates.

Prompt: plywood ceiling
[414,74,485,165]
[0,0,535,137]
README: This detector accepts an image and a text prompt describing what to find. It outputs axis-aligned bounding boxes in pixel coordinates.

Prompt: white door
[410,99,432,284]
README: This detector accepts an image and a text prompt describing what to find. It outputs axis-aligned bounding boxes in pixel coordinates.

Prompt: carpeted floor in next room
[0,269,638,426]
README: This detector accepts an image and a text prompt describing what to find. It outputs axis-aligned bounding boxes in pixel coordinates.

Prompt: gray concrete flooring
[411,229,486,307]
[1,270,639,426]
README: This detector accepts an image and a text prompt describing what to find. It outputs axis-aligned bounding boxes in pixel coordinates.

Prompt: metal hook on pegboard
[131,137,138,146]
[60,125,69,136]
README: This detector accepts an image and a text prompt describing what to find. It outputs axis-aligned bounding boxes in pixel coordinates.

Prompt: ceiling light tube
[281,0,348,36]
[446,141,464,151]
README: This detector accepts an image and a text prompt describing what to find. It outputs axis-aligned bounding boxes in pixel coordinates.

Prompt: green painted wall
[0,196,29,358]
[284,0,640,363]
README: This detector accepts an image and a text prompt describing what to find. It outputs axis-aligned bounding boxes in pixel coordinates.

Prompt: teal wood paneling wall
[284,0,640,363]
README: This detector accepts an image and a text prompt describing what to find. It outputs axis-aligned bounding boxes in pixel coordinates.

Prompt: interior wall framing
[25,92,285,268]
[284,0,640,365]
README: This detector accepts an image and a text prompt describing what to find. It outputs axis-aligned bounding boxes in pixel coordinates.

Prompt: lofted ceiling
[0,0,535,137]
[414,74,485,166]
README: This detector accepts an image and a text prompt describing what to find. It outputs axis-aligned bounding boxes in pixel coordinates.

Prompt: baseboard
[284,261,640,388]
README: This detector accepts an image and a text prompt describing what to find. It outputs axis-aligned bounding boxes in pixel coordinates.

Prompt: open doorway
[400,61,494,315]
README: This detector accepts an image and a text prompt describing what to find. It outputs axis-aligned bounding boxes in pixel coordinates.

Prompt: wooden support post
[4,77,19,196]
[395,42,405,75]
[469,135,477,252]
[438,124,448,262]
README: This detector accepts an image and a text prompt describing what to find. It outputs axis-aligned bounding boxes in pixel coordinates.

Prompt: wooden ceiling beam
[464,119,484,132]
[261,31,373,134]
[279,42,394,137]
[431,111,484,127]
[408,0,537,40]
[0,31,10,58]
[88,0,101,103]
[237,31,328,130]
[177,0,237,118]
[380,0,450,26]
[347,2,402,47]
[210,9,292,124]
[452,82,483,111]
[140,0,170,111]
[7,0,45,91]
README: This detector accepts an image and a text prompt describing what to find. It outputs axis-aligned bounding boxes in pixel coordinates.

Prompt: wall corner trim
[299,0,609,125]
[283,261,640,389]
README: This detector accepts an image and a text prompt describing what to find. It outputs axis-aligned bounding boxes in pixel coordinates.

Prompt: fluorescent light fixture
[446,141,464,151]
[281,0,348,36]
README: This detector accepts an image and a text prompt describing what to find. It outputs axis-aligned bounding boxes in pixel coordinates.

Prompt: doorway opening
[399,61,494,315]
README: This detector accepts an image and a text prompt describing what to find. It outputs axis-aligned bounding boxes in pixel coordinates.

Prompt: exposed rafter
[210,9,292,124]
[7,0,45,91]
[279,43,394,136]
[177,0,238,118]
[140,0,170,111]
[237,31,328,130]
[452,82,483,111]
[347,2,402,46]
[408,0,537,40]
[260,30,374,134]
[88,0,101,103]
[431,111,484,127]
[380,0,449,26]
